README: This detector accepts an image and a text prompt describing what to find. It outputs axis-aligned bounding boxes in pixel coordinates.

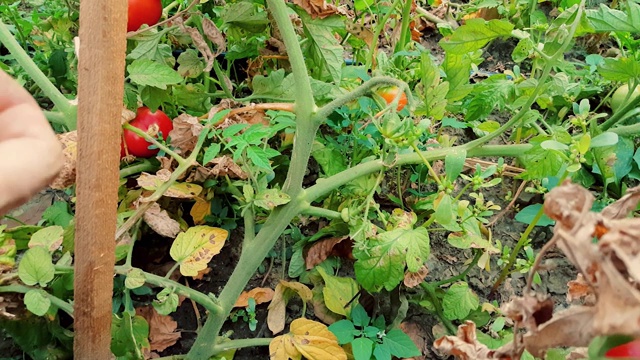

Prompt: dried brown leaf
[234,287,275,308]
[304,236,353,270]
[566,274,595,304]
[399,322,427,360]
[202,17,226,55]
[175,17,214,72]
[521,306,595,357]
[267,281,312,334]
[310,286,342,325]
[190,267,211,280]
[143,202,181,238]
[434,321,496,359]
[169,114,203,155]
[600,185,640,219]
[501,293,554,332]
[50,131,77,189]
[208,156,248,179]
[403,265,429,288]
[291,0,348,19]
[136,306,181,352]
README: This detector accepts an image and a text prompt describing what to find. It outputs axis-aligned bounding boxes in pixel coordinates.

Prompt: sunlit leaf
[169,226,228,276]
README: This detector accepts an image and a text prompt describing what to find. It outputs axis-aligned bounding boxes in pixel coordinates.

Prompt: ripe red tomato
[122,107,173,158]
[378,87,408,111]
[606,339,640,358]
[127,0,163,32]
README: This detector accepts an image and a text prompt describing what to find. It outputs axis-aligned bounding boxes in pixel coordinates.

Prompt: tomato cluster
[121,107,173,158]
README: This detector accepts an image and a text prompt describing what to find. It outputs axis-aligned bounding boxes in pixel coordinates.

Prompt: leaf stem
[122,123,187,166]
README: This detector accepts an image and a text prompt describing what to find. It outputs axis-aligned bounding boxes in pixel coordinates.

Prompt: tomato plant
[377,87,407,111]
[606,339,640,358]
[127,0,162,32]
[610,84,640,113]
[122,107,173,158]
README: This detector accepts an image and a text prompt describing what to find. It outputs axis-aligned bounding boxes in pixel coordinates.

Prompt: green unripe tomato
[610,84,640,113]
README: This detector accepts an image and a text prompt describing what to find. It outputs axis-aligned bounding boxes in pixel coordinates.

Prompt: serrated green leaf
[519,146,564,180]
[28,226,64,252]
[125,268,146,289]
[42,201,73,227]
[128,59,183,89]
[203,143,221,165]
[24,289,51,316]
[18,247,55,287]
[383,328,421,358]
[299,11,344,84]
[442,282,479,320]
[440,19,514,54]
[169,226,228,277]
[177,49,205,78]
[317,267,359,317]
[111,313,150,358]
[597,57,640,82]
[221,1,269,32]
[586,3,640,33]
[442,53,473,101]
[246,146,273,170]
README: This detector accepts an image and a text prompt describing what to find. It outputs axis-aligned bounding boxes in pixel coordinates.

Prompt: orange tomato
[378,87,408,111]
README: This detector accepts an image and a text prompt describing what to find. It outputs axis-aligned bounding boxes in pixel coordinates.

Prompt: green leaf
[111,313,150,358]
[445,149,467,182]
[354,227,430,292]
[465,76,515,122]
[514,204,555,226]
[351,304,371,327]
[597,57,640,82]
[586,3,640,33]
[169,226,228,277]
[128,31,175,66]
[440,19,514,55]
[254,189,291,210]
[442,282,479,320]
[317,267,359,317]
[128,59,183,89]
[434,194,454,226]
[153,288,180,316]
[221,1,269,32]
[328,319,356,344]
[18,247,55,287]
[125,268,146,290]
[177,49,205,78]
[172,83,212,112]
[203,143,221,165]
[24,289,51,316]
[312,143,348,177]
[28,226,64,252]
[442,53,473,101]
[246,146,275,170]
[415,53,448,120]
[140,86,172,111]
[519,146,564,180]
[373,343,392,360]
[251,69,295,99]
[352,337,374,360]
[383,328,421,358]
[42,201,73,227]
[590,132,619,148]
[299,11,344,84]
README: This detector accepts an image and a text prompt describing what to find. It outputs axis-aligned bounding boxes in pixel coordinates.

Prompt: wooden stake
[74,0,127,358]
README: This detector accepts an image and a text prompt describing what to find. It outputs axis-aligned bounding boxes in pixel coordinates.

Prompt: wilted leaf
[235,287,275,308]
[291,0,348,19]
[190,198,211,225]
[202,17,226,55]
[208,156,248,179]
[143,202,181,238]
[267,281,313,334]
[269,318,347,360]
[175,17,215,72]
[169,226,228,277]
[434,321,495,359]
[169,113,204,155]
[138,172,203,199]
[305,236,354,270]
[254,189,291,210]
[136,305,181,352]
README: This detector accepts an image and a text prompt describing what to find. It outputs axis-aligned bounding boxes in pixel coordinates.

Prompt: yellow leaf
[269,318,347,360]
[190,198,211,225]
[137,172,203,199]
[268,281,312,334]
[169,226,228,276]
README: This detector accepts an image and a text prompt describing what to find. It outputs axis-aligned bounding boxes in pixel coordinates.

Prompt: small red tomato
[127,0,163,32]
[122,107,173,158]
[606,339,640,358]
[377,87,408,111]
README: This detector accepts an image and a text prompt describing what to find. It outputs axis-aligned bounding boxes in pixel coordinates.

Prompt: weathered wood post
[74,0,127,358]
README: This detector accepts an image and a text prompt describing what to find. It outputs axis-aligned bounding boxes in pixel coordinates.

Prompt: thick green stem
[0,20,76,129]
[119,159,159,178]
[421,283,457,334]
[301,205,342,220]
[395,0,413,53]
[600,94,640,131]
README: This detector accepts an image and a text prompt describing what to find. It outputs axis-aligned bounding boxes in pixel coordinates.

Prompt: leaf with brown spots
[169,226,228,277]
[434,321,496,360]
[207,156,248,179]
[234,287,275,308]
[267,281,313,334]
[135,305,181,352]
[269,318,347,360]
[143,202,181,238]
[403,264,429,288]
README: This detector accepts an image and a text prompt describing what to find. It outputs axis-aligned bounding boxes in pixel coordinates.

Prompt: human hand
[0,70,64,216]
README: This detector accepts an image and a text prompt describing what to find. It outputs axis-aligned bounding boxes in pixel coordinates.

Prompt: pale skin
[0,69,64,216]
